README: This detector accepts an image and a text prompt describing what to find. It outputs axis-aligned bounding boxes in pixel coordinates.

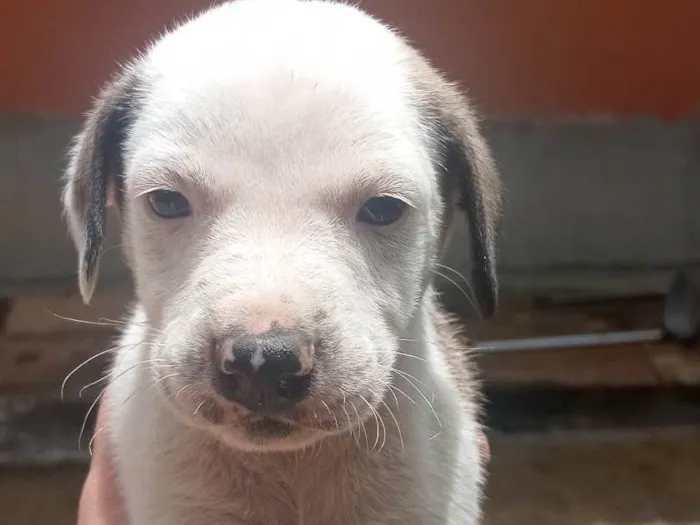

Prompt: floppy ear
[428,84,503,318]
[62,67,141,304]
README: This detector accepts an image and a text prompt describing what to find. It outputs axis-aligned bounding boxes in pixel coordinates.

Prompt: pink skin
[77,390,491,525]
[77,393,127,525]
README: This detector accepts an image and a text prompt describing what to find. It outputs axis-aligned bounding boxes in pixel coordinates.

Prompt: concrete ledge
[3,279,700,398]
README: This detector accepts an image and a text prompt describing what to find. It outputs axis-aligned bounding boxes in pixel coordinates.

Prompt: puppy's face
[63,0,500,452]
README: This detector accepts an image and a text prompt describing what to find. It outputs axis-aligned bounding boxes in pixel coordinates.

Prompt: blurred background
[1,1,699,524]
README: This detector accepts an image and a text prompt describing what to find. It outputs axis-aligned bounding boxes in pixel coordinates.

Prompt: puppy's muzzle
[213,328,313,413]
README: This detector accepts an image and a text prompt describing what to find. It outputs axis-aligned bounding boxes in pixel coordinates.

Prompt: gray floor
[3,430,699,525]
[483,431,700,525]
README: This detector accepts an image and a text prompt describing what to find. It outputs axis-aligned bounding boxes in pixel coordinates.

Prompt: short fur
[62,1,502,524]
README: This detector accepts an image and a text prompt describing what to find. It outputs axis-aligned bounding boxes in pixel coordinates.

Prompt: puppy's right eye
[357,196,406,226]
[147,190,192,219]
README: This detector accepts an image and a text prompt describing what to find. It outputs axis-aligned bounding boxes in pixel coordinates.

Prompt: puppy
[62,1,501,524]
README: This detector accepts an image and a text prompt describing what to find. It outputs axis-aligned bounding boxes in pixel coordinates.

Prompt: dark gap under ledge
[1,385,700,467]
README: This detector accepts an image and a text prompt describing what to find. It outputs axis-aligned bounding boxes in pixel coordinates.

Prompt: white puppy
[62,1,502,524]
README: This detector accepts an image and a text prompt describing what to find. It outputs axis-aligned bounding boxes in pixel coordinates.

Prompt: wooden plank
[459,288,700,386]
[647,345,700,384]
[0,282,130,398]
[475,344,662,387]
[1,283,699,395]
[3,326,699,397]
[5,291,131,335]
[0,330,114,398]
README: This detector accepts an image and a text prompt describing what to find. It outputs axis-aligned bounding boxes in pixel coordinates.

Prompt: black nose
[214,328,312,413]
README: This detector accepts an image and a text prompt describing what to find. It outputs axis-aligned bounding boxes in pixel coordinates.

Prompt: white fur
[64,1,500,524]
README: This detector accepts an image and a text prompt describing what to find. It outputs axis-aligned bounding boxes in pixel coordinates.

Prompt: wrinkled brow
[127,149,427,212]
[317,169,424,211]
[127,151,213,197]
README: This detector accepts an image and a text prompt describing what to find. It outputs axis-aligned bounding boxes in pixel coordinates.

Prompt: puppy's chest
[186,453,410,525]
[208,463,370,524]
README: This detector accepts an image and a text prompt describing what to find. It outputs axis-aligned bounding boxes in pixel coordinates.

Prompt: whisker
[386,384,401,416]
[321,400,340,433]
[435,263,472,288]
[380,398,403,453]
[61,335,172,401]
[193,400,206,417]
[433,268,481,321]
[394,351,428,364]
[49,311,168,337]
[50,312,125,328]
[149,373,181,395]
[435,263,477,297]
[79,387,108,452]
[98,317,167,335]
[338,390,359,446]
[388,384,416,405]
[116,390,138,411]
[77,358,173,398]
[395,372,443,440]
[340,398,356,444]
[435,263,484,322]
[372,397,389,453]
[78,373,111,399]
[88,425,107,457]
[359,395,381,452]
[393,369,435,404]
[82,360,156,451]
[62,344,128,401]
[174,384,192,401]
[350,400,368,452]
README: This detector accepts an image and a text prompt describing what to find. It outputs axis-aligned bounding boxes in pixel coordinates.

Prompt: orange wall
[1,0,699,118]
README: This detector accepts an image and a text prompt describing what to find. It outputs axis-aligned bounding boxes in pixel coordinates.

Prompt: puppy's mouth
[243,415,296,439]
[156,371,380,448]
[158,385,305,443]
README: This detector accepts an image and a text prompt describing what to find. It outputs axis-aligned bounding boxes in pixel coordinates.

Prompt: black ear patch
[63,68,142,302]
[436,122,499,317]
[427,105,501,319]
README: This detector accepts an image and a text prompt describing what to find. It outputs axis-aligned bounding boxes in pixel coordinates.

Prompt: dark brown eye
[147,190,192,219]
[357,196,406,226]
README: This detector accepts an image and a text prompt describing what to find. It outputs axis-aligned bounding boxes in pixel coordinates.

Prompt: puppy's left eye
[147,190,192,219]
[357,196,406,226]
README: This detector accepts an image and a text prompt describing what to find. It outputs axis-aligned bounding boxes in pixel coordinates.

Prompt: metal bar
[479,329,663,353]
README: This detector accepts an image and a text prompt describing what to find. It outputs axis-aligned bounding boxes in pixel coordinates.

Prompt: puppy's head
[63,0,501,452]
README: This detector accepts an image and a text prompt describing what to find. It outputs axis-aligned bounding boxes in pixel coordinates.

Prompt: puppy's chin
[215,417,329,453]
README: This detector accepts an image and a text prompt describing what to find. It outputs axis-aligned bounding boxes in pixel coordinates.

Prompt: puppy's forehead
[144,0,407,103]
[126,0,433,197]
